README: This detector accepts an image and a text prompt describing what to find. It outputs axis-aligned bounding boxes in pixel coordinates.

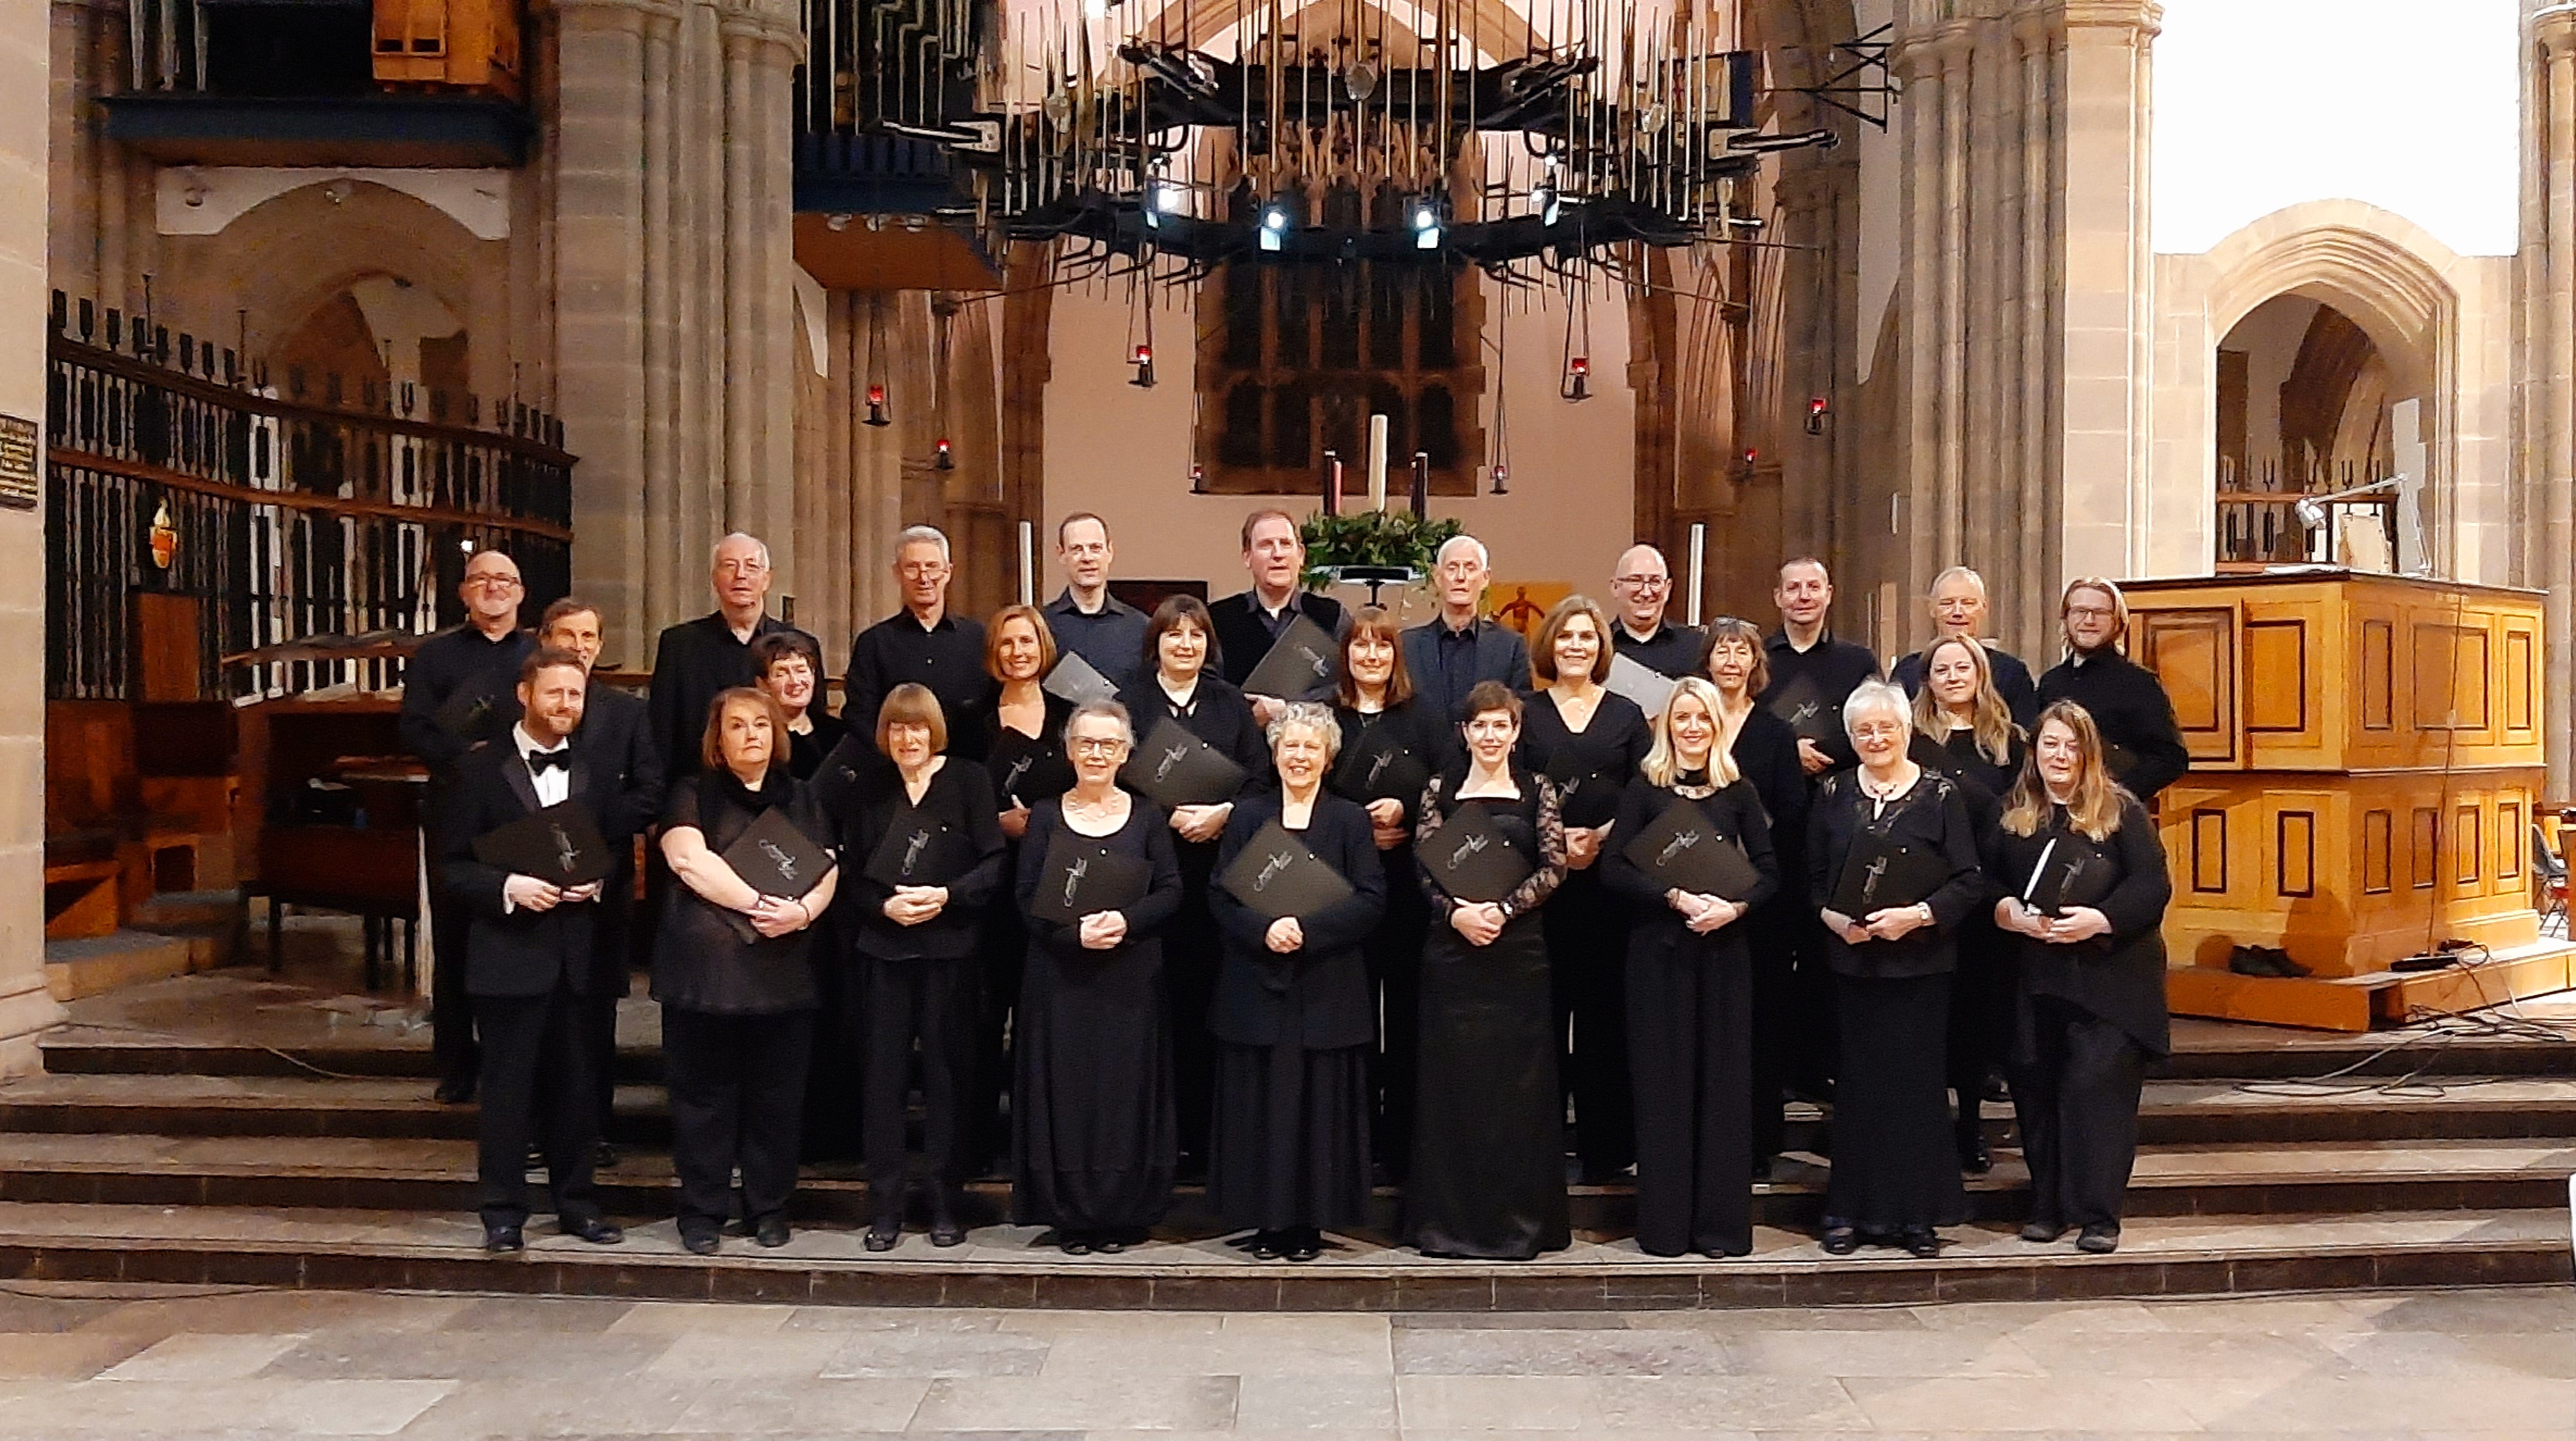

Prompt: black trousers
[1627,939,1753,1257]
[430,891,478,1090]
[663,1007,814,1233]
[584,889,635,1137]
[1946,932,2013,1138]
[863,951,977,1199]
[1745,903,1799,1163]
[969,911,1024,1174]
[472,982,601,1231]
[1546,871,1634,1175]
[2010,996,2146,1230]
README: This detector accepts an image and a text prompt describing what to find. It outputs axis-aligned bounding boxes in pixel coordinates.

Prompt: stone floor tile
[634,1327,845,1378]
[439,1296,639,1334]
[1840,1374,2209,1432]
[1725,1330,2047,1379]
[1394,1310,1637,1330]
[0,1291,126,1333]
[97,1331,307,1381]
[379,1374,713,1440]
[661,1376,928,1432]
[907,1373,1240,1431]
[992,1310,1226,1336]
[0,1331,152,1379]
[2171,1373,2576,1432]
[1393,1374,1596,1429]
[2,1377,455,1436]
[2354,1286,2576,1333]
[1233,1372,1399,1428]
[2325,1329,2576,1380]
[1588,1374,1873,1431]
[1041,1327,1390,1377]
[77,1291,461,1338]
[2014,1329,2350,1379]
[606,1302,797,1336]
[1393,1327,1734,1376]
[816,1329,1051,1378]
[1902,1298,2170,1335]
[263,1329,677,1382]
[779,1306,1004,1333]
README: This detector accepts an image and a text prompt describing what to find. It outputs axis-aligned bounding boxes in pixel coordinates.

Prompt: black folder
[807,733,879,817]
[1041,650,1119,706]
[1420,803,1534,903]
[1119,717,1248,809]
[1621,798,1762,903]
[2020,835,2113,917]
[1241,614,1342,703]
[863,808,974,889]
[1217,819,1357,920]
[473,801,616,887]
[2102,741,2140,783]
[721,806,834,900]
[1028,834,1154,924]
[1765,674,1837,744]
[992,745,1075,810]
[1543,752,1624,830]
[1334,728,1431,806]
[434,682,511,745]
[1827,831,1953,917]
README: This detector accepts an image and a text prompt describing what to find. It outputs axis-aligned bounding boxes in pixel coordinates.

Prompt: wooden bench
[43,859,121,941]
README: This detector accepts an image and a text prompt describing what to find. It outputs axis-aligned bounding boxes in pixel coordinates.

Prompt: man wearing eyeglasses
[845,524,997,760]
[647,533,815,784]
[400,546,538,1105]
[2037,576,2188,804]
[1607,544,1703,678]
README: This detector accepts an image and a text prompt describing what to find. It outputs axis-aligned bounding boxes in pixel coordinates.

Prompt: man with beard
[2037,577,2188,805]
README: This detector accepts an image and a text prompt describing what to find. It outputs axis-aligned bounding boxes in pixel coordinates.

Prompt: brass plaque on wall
[0,414,34,511]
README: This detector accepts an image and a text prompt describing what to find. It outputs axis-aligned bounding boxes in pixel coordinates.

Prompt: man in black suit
[1209,508,1349,725]
[647,532,814,784]
[1400,533,1531,723]
[536,598,664,1168]
[399,546,536,1105]
[845,524,997,758]
[436,648,627,1254]
[1889,565,2040,727]
[2038,576,2189,804]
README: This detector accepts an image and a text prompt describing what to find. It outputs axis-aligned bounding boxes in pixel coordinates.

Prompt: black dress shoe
[2076,1223,2120,1254]
[865,1216,901,1252]
[1059,1233,1092,1256]
[754,1215,791,1248]
[2021,1217,2068,1243]
[561,1214,625,1246]
[435,1077,477,1106]
[928,1212,966,1247]
[1247,1230,1283,1260]
[680,1228,720,1257]
[1899,1228,1942,1259]
[1956,1126,1993,1175]
[592,1140,622,1171]
[1820,1226,1859,1256]
[1284,1228,1323,1263]
[483,1223,524,1254]
[1751,1155,1774,1184]
[1094,1236,1127,1254]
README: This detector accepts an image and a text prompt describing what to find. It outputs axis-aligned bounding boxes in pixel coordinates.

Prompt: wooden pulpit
[2123,571,2564,1029]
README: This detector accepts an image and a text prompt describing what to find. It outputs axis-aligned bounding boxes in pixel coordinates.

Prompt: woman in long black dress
[1114,596,1270,1176]
[1208,703,1386,1260]
[751,631,847,780]
[656,687,839,1254]
[1806,679,1985,1258]
[1600,676,1780,1257]
[1408,681,1571,1259]
[1992,700,2172,1254]
[1518,594,1653,1181]
[1013,699,1185,1254]
[1328,605,1450,1176]
[1907,635,2024,1174]
[845,683,1007,1250]
[970,604,1076,1173]
[1702,617,1808,1175]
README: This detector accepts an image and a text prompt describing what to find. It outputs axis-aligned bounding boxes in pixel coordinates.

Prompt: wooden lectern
[2123,570,2567,1030]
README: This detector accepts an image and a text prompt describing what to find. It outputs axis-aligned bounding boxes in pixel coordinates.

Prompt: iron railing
[44,291,573,702]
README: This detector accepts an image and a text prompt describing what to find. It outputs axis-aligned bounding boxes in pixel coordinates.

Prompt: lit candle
[1366,413,1390,511]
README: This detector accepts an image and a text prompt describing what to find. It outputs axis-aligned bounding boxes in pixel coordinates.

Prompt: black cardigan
[2037,648,2189,803]
[840,758,1008,961]
[1206,791,1389,1049]
[1987,795,2173,1057]
[1804,767,1986,979]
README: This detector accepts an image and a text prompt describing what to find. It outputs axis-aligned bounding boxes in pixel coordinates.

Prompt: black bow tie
[526,748,570,776]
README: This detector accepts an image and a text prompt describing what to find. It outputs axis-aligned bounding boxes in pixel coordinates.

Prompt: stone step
[2155,1016,2576,1080]
[0,1131,2564,1228]
[0,1200,2561,1311]
[40,931,199,1003]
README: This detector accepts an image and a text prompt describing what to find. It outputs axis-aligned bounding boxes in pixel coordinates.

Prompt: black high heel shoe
[1820,1225,1859,1256]
[1899,1227,1941,1259]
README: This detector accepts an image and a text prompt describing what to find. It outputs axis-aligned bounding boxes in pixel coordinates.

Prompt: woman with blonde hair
[1600,676,1780,1256]
[1991,700,2171,1254]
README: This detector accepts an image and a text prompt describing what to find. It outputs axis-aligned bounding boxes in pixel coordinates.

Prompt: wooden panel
[2500,800,2524,881]
[2412,623,2489,730]
[2139,607,2237,766]
[2505,626,2537,734]
[2275,810,2315,897]
[2362,809,2392,893]
[2412,807,2438,889]
[2361,618,2394,730]
[2457,803,2483,886]
[2192,809,2228,893]
[2244,621,2308,732]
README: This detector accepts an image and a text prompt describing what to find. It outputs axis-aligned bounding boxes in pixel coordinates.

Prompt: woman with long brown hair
[1992,700,2172,1254]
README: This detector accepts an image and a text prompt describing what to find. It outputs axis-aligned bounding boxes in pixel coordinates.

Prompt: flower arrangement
[1297,507,1463,593]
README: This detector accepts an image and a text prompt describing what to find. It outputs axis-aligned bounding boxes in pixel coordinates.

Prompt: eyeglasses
[466,574,522,590]
[2065,606,2116,621]
[1069,737,1127,755]
[1613,575,1670,591]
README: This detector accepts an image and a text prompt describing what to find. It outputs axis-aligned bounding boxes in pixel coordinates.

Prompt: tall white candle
[1017,519,1035,606]
[1686,522,1706,626]
[1366,413,1390,511]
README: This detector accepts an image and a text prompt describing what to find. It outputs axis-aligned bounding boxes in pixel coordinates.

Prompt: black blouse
[841,758,1008,961]
[1910,724,2023,836]
[1414,768,1569,925]
[1515,688,1652,828]
[1014,793,1186,959]
[653,769,835,1014]
[1329,697,1455,827]
[1599,773,1783,917]
[981,690,1077,812]
[1114,672,1274,806]
[783,710,850,782]
[1987,796,2173,1056]
[1803,767,1986,979]
[1207,791,1390,1049]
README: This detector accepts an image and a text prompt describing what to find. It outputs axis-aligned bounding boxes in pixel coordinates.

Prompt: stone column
[1,0,65,1075]
[2519,3,2576,791]
[2055,0,2159,585]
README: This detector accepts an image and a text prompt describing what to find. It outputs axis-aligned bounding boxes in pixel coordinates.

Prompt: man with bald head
[1608,544,1704,678]
[1889,566,2038,727]
[401,545,539,1104]
[647,533,816,782]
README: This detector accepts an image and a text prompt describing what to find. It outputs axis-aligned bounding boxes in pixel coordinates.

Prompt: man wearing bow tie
[437,649,627,1254]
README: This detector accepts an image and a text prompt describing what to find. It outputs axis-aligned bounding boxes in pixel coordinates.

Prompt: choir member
[1889,566,2040,727]
[1114,595,1272,1174]
[646,533,812,784]
[2037,577,2189,805]
[845,524,997,762]
[1600,676,1779,1257]
[537,599,665,1167]
[399,545,532,1104]
[1207,703,1387,1260]
[655,687,838,1254]
[1608,545,1704,678]
[1806,680,1984,1257]
[1907,635,2025,1174]
[1992,701,2173,1254]
[1407,681,1571,1260]
[1762,557,1881,776]
[1400,535,1532,720]
[1209,509,1349,724]
[1700,617,1809,1176]
[436,648,624,1252]
[1518,593,1654,1182]
[1328,606,1452,1174]
[1043,513,1152,690]
[845,683,1007,1250]
[970,604,1077,1171]
[1013,700,1185,1253]
[752,630,845,780]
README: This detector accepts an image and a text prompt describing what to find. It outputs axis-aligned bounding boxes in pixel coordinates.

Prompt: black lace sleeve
[1498,776,1569,917]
